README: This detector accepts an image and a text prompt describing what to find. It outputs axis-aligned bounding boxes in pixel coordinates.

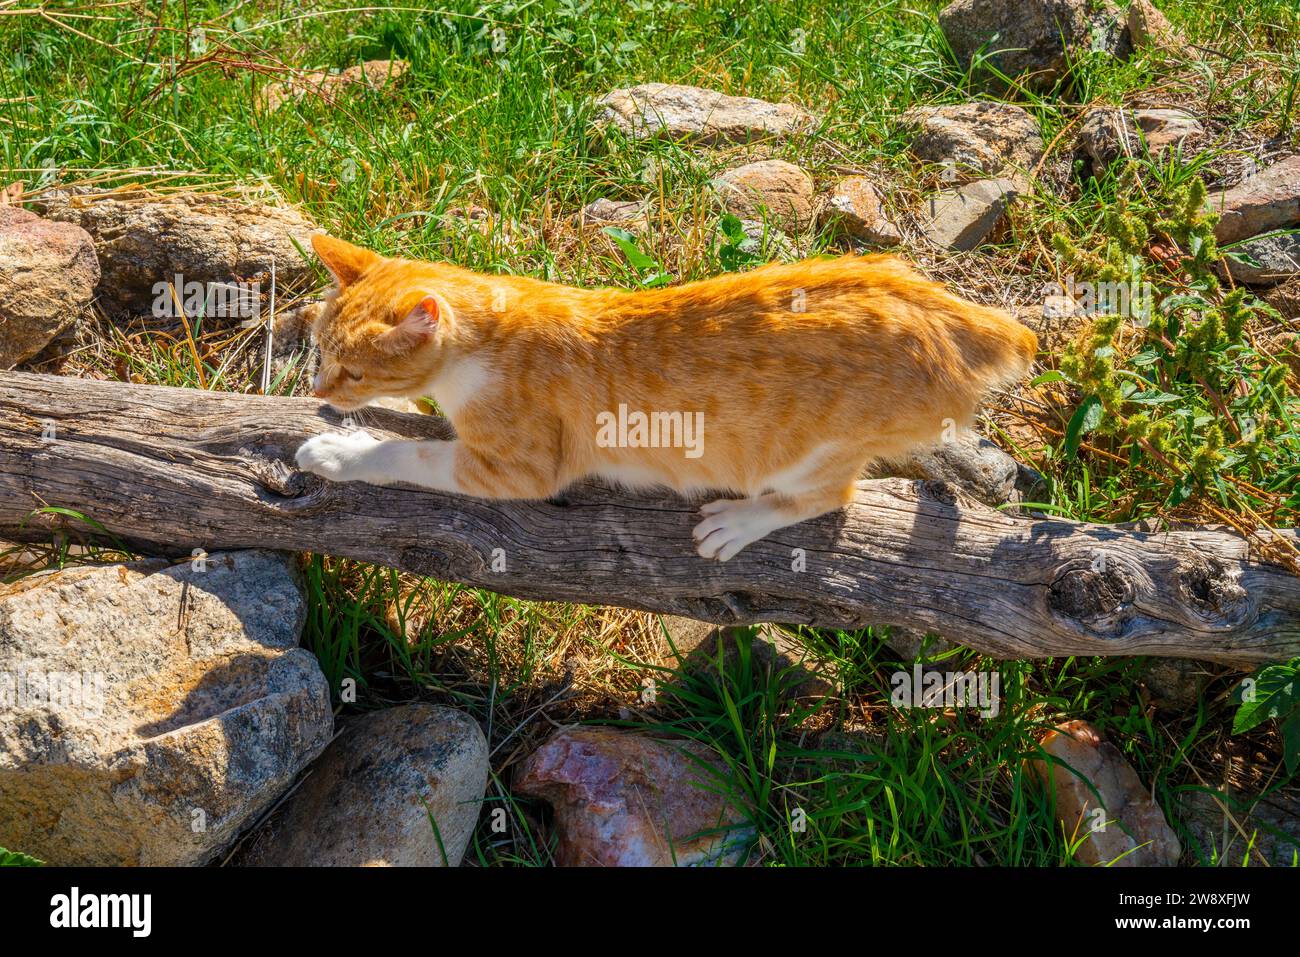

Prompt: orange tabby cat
[296,235,1036,561]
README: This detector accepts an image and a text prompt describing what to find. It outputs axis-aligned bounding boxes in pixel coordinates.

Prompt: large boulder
[597,83,816,144]
[0,206,99,368]
[939,0,1129,87]
[712,160,815,231]
[902,101,1044,185]
[0,551,332,866]
[35,188,319,312]
[514,727,752,866]
[1207,156,1300,244]
[238,703,488,867]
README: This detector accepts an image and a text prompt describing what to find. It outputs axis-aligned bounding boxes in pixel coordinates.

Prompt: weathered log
[1,371,1297,664]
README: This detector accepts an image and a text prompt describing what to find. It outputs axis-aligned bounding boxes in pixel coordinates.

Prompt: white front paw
[296,430,382,482]
[692,498,779,562]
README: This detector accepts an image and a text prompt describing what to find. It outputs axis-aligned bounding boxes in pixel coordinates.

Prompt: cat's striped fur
[297,235,1036,560]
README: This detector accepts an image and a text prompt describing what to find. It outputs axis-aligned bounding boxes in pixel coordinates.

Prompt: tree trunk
[1,371,1297,665]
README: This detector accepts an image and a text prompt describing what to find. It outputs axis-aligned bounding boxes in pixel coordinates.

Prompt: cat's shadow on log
[284,402,866,566]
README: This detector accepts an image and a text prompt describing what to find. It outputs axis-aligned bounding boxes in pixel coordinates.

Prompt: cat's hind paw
[296,430,381,483]
[692,497,782,562]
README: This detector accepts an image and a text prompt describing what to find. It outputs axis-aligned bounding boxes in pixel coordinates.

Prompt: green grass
[3,0,1298,866]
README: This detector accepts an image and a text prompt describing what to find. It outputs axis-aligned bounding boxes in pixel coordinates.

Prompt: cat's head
[308,235,449,412]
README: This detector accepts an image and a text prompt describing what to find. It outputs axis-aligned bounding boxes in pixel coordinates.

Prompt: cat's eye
[343,367,363,382]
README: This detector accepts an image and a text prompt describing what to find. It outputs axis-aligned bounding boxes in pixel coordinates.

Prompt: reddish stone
[514,727,751,866]
[0,206,98,367]
[1028,720,1181,866]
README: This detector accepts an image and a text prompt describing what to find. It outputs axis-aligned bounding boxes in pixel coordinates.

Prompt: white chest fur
[427,356,492,419]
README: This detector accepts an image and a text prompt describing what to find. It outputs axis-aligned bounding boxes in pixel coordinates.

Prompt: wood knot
[1047,556,1135,634]
[1178,555,1249,626]
[244,451,308,496]
[918,480,958,506]
[243,447,325,509]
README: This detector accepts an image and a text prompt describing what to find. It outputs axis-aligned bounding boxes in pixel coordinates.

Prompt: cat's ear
[312,234,380,286]
[375,295,440,355]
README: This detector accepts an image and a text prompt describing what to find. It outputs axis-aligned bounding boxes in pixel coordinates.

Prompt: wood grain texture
[1,371,1297,664]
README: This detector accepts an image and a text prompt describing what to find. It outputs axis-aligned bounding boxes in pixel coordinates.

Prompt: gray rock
[1222,231,1300,287]
[713,160,815,232]
[1014,460,1050,505]
[1140,658,1209,712]
[577,197,652,226]
[819,176,902,245]
[902,101,1044,185]
[1015,295,1087,352]
[1207,155,1300,244]
[597,83,816,144]
[657,615,724,661]
[35,188,319,312]
[939,0,1129,87]
[1078,107,1204,177]
[885,433,1025,507]
[883,627,954,663]
[0,206,99,368]
[919,177,1019,250]
[1180,788,1300,866]
[1042,294,1084,320]
[238,703,488,867]
[735,218,797,261]
[0,551,331,866]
